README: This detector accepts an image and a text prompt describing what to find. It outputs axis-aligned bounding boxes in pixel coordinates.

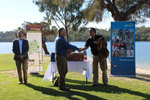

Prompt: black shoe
[54,83,58,87]
[60,87,70,91]
[24,81,27,84]
[18,82,23,84]
[103,83,108,86]
[53,76,57,81]
[54,76,60,87]
[91,84,97,87]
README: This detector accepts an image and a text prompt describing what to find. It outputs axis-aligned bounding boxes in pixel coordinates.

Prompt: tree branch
[124,0,149,18]
[112,0,115,5]
[105,0,121,21]
[55,12,65,26]
[51,16,60,28]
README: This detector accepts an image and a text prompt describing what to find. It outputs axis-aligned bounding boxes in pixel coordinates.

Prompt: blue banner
[111,21,136,77]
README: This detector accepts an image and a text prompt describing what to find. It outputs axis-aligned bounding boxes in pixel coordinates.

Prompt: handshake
[78,48,83,52]
[69,46,87,53]
[68,48,83,54]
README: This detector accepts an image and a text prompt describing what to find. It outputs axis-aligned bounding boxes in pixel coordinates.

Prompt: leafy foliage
[0,31,16,42]
[1,26,150,42]
[34,0,88,41]
[43,27,150,42]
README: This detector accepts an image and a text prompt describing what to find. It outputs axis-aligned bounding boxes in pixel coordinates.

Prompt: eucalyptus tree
[83,0,150,23]
[34,0,87,42]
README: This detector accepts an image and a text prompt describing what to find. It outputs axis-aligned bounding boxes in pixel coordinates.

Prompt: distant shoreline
[0,41,150,42]
[136,67,150,75]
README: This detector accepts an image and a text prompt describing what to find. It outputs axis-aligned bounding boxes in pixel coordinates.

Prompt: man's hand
[94,41,99,45]
[79,46,88,52]
[68,49,75,54]
[78,48,82,52]
[19,55,23,59]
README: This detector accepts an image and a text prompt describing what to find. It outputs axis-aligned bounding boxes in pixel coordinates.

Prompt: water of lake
[0,42,150,68]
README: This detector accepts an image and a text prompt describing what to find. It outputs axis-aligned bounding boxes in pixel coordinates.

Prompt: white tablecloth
[43,61,92,82]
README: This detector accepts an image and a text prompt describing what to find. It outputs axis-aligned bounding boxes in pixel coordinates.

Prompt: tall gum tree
[83,0,150,23]
[34,0,87,42]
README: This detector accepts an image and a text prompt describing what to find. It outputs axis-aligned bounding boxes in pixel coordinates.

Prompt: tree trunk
[42,42,49,55]
[65,26,69,43]
[42,36,49,55]
[106,0,148,21]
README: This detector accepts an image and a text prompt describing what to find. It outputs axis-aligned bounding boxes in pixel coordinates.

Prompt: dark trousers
[92,55,108,84]
[15,59,28,83]
[55,54,68,89]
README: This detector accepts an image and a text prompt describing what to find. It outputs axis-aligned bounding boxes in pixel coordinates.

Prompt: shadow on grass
[66,79,150,100]
[26,83,106,100]
[30,73,44,78]
[130,74,150,82]
[66,78,92,84]
[28,74,150,99]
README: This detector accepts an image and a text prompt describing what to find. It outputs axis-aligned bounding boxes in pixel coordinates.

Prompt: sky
[0,0,45,32]
[0,0,149,32]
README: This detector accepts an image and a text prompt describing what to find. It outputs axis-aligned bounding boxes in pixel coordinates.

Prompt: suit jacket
[12,39,29,60]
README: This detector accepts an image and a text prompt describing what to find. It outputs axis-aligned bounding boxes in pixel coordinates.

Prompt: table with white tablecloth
[43,61,92,82]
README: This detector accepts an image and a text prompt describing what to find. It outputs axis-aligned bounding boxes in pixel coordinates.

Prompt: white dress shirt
[18,39,23,54]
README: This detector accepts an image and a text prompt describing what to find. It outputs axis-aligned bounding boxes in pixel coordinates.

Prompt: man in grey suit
[12,30,29,84]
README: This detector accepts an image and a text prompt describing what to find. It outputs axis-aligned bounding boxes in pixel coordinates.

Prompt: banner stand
[110,21,136,77]
[26,24,43,73]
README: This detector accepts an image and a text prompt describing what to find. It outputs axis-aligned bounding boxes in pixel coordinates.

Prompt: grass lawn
[0,54,150,100]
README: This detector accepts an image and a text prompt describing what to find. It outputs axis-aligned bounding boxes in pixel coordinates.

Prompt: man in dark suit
[12,30,29,84]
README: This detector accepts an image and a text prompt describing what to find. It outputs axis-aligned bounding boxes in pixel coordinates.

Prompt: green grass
[0,54,16,71]
[0,54,150,100]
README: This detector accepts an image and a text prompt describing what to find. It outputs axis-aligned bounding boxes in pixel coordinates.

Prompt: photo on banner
[111,21,135,77]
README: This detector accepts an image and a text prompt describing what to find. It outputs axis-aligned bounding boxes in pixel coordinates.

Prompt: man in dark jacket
[12,30,29,84]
